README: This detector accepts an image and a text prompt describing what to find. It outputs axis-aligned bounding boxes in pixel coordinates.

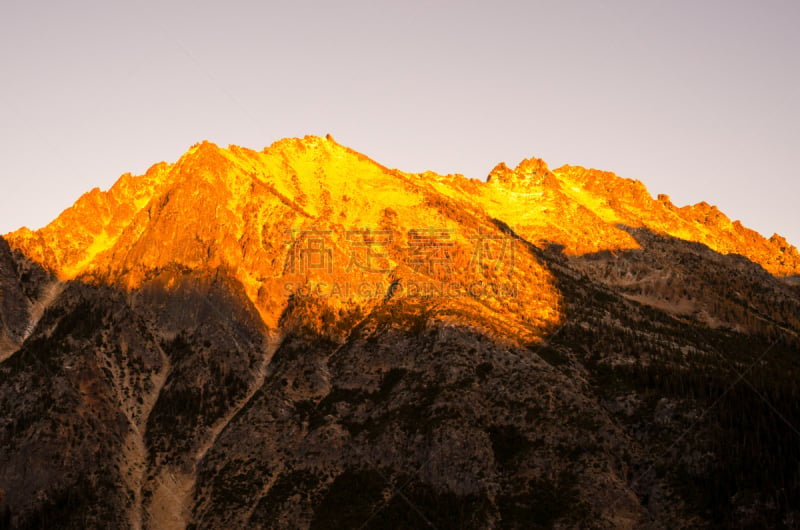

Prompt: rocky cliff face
[1,136,799,529]
[0,238,28,354]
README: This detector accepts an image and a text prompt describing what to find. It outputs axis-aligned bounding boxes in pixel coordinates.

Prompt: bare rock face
[0,237,56,360]
[0,237,28,351]
[1,136,799,529]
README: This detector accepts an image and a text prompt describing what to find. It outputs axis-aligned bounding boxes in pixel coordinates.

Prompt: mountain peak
[487,156,556,189]
[187,139,221,153]
[515,156,551,178]
[264,134,339,156]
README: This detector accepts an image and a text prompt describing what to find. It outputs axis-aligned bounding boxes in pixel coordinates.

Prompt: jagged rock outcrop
[487,157,559,190]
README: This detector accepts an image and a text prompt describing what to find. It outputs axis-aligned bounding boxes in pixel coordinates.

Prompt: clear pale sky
[1,1,798,246]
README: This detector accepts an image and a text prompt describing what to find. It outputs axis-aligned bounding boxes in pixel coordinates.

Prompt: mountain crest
[487,156,557,189]
[4,137,799,299]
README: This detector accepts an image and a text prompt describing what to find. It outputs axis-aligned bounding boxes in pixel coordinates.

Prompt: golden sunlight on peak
[5,138,799,297]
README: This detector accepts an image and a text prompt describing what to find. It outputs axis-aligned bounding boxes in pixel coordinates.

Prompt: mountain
[1,135,798,529]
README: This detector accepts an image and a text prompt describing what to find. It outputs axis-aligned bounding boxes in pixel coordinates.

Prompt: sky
[1,0,798,246]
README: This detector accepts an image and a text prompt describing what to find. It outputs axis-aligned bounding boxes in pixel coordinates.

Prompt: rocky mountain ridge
[1,136,798,529]
[7,136,799,285]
